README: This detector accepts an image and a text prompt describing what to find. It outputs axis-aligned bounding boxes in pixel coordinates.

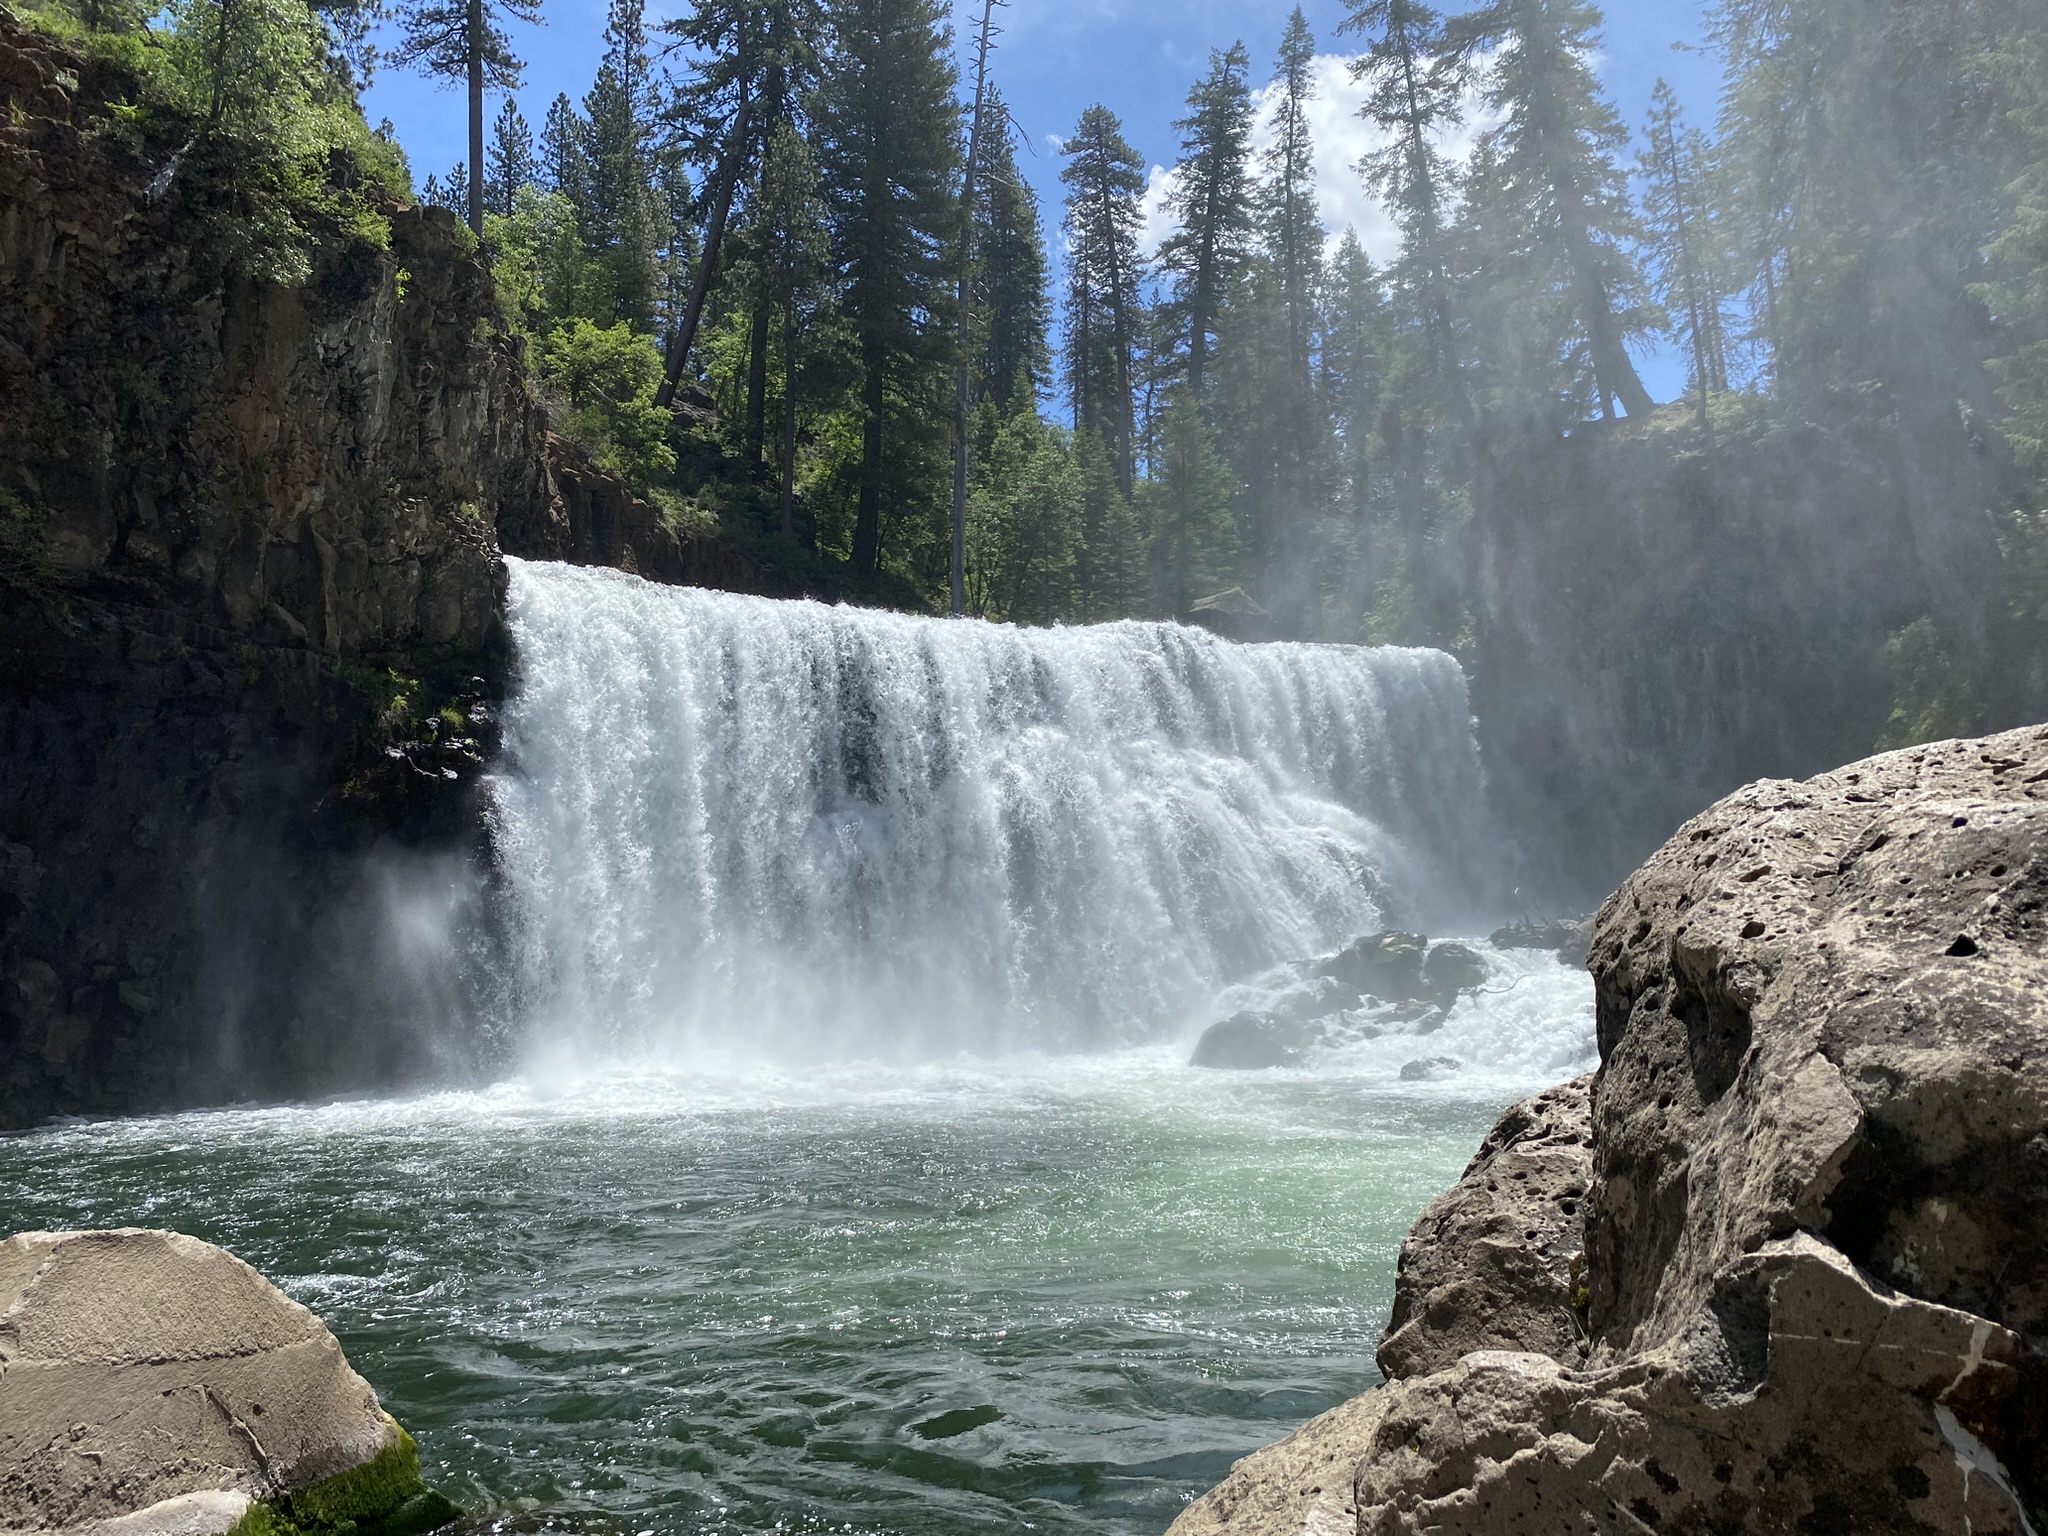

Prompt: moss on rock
[231,1424,461,1536]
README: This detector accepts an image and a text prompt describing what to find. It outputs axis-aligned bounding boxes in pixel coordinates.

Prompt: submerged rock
[0,1229,458,1536]
[1171,725,2048,1533]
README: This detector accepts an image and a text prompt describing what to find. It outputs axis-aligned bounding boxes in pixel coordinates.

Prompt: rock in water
[0,1229,458,1536]
[1318,932,1428,1000]
[1171,725,2048,1533]
[1419,942,1487,1007]
[1190,1012,1316,1070]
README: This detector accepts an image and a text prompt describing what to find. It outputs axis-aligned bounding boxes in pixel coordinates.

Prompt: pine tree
[1324,229,1386,530]
[751,118,834,538]
[486,97,538,217]
[539,92,588,199]
[1639,78,1727,420]
[387,0,543,235]
[1338,0,1480,450]
[1147,394,1237,617]
[972,92,1051,418]
[581,0,662,330]
[815,0,962,578]
[1060,104,1147,497]
[1265,9,1323,390]
[1448,0,1656,420]
[1156,46,1255,402]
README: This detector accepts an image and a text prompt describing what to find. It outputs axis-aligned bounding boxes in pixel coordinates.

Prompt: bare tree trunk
[779,308,799,540]
[654,98,750,410]
[467,0,484,236]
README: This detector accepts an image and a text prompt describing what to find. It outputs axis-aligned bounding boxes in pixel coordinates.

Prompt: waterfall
[487,559,1501,1061]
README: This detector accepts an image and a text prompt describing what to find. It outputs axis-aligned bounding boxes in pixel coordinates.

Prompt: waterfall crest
[489,560,1500,1060]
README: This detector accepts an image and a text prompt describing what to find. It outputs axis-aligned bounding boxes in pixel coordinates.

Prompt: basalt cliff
[1175,724,2048,1534]
[0,10,781,1128]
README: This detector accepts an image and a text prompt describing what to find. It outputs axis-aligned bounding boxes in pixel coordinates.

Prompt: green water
[0,1041,1581,1535]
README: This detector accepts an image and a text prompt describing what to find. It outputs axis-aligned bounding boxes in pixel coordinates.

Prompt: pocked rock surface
[1172,724,2048,1534]
[0,1230,402,1536]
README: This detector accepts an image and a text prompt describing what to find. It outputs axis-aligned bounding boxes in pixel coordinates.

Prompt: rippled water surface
[0,960,1592,1536]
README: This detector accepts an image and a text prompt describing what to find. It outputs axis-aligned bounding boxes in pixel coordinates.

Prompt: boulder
[1169,725,2048,1533]
[0,1229,457,1536]
[1318,933,1428,1002]
[1191,1012,1316,1070]
[1375,1076,1592,1380]
[1419,943,1487,1008]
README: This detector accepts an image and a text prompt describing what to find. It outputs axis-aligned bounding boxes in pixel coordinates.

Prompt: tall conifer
[1060,105,1147,497]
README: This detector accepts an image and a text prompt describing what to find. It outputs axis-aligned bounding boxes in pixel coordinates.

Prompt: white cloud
[1137,162,1180,257]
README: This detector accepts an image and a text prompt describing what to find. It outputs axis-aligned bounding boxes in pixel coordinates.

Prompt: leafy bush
[534,319,677,493]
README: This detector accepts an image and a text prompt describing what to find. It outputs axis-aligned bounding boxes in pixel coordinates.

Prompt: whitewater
[1,560,1596,1535]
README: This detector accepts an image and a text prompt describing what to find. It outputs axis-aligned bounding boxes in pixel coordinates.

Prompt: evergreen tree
[752,118,835,537]
[1147,394,1237,616]
[1448,0,1656,419]
[815,0,962,578]
[486,97,538,217]
[1639,79,1727,419]
[387,0,543,235]
[438,159,472,215]
[539,92,588,199]
[972,92,1051,418]
[1060,105,1147,497]
[1324,230,1385,528]
[581,0,662,330]
[1265,9,1323,391]
[1156,46,1256,402]
[1075,428,1145,619]
[1338,0,1479,448]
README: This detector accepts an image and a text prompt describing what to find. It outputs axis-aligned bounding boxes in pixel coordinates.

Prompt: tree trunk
[466,0,484,237]
[745,292,771,466]
[779,307,799,540]
[654,99,750,410]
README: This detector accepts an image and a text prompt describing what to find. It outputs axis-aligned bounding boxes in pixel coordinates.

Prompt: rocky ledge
[1174,723,2048,1534]
[0,1228,456,1536]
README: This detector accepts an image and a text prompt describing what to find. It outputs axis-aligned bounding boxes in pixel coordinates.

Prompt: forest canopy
[20,0,2048,744]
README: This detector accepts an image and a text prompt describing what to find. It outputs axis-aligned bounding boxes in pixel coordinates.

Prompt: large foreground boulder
[1171,725,2048,1533]
[0,1229,457,1536]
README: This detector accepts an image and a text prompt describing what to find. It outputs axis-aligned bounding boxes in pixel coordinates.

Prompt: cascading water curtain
[487,560,1501,1063]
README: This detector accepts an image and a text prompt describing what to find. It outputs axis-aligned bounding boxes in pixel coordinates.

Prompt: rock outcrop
[1172,725,2048,1535]
[0,12,788,1129]
[0,1228,456,1536]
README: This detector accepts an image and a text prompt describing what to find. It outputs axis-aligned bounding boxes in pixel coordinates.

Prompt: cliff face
[0,14,520,1128]
[1470,409,2042,906]
[1175,724,2048,1535]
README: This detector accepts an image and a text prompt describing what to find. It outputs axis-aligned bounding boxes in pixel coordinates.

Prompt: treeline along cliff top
[6,0,2048,891]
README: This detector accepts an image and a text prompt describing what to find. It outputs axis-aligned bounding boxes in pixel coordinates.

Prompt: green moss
[228,1425,460,1536]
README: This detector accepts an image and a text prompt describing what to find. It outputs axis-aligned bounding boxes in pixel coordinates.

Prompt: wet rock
[1319,932,1428,1001]
[1169,725,2048,1534]
[1396,1057,1461,1082]
[1420,942,1487,1007]
[1377,1075,1592,1379]
[1191,1012,1315,1070]
[0,1228,458,1536]
[1488,916,1594,967]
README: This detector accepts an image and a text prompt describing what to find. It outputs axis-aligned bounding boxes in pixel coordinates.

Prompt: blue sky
[363,0,1721,403]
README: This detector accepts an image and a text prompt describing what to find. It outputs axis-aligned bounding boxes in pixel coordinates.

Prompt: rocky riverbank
[1175,723,2048,1533]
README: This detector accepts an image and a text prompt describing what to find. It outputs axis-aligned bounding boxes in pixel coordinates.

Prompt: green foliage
[1146,395,1237,616]
[485,186,603,333]
[1876,618,1984,750]
[535,320,678,491]
[966,409,1081,624]
[0,488,48,577]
